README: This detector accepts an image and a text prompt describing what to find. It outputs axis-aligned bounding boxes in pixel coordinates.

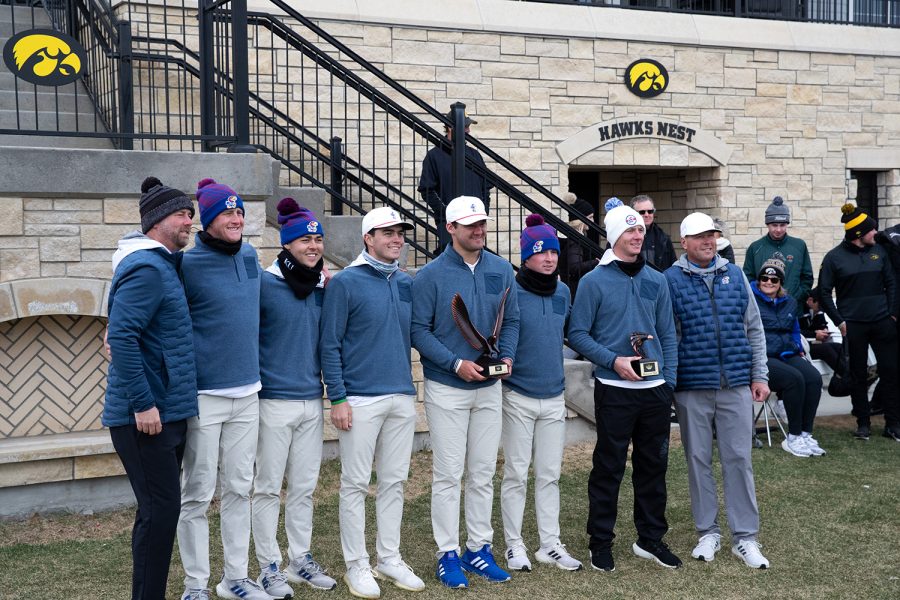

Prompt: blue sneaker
[461,545,511,583]
[436,550,468,589]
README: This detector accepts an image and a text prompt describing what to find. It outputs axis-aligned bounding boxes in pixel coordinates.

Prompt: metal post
[65,0,77,36]
[330,136,344,215]
[450,101,466,200]
[198,0,215,151]
[116,21,134,151]
[228,0,255,153]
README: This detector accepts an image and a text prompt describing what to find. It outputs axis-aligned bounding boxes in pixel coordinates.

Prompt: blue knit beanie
[277,197,324,245]
[520,214,560,262]
[196,178,244,230]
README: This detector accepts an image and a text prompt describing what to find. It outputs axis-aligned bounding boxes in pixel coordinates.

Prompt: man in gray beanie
[743,196,813,300]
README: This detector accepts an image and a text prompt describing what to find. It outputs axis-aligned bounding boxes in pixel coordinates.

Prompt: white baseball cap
[680,212,722,238]
[446,196,491,225]
[361,206,413,236]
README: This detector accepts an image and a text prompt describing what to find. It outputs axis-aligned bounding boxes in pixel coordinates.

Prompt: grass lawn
[1,415,898,599]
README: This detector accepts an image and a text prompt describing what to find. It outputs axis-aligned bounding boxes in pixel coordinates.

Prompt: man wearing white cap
[320,206,424,598]
[411,196,520,588]
[663,213,771,570]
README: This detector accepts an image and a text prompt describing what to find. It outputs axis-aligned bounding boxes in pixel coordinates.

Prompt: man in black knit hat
[105,177,197,600]
[818,203,900,441]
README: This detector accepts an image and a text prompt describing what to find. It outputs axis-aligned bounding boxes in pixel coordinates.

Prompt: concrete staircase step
[0,88,93,113]
[0,20,53,38]
[0,108,104,130]
[0,133,115,149]
[0,5,53,26]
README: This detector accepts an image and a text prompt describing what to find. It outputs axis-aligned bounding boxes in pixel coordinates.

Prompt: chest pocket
[398,281,412,303]
[552,294,567,316]
[484,273,504,295]
[640,279,659,302]
[244,256,259,279]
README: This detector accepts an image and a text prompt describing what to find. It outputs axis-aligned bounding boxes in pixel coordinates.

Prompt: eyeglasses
[637,209,655,215]
[758,276,781,284]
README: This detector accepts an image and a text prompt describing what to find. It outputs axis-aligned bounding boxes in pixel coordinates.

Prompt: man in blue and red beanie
[499,214,582,574]
[177,179,269,600]
[250,199,337,598]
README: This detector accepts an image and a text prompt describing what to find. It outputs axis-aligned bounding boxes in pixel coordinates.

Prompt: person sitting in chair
[751,260,824,458]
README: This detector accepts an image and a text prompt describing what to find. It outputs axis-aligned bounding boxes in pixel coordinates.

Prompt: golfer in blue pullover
[177,179,269,600]
[105,177,197,600]
[411,196,520,588]
[251,199,336,599]
[499,215,582,574]
[568,198,680,573]
[320,207,425,599]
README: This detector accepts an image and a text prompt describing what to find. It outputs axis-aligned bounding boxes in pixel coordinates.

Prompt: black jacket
[818,240,898,325]
[640,223,677,272]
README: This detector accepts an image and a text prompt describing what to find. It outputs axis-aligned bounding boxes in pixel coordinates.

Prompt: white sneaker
[344,564,381,599]
[257,563,294,599]
[732,540,770,569]
[801,432,826,456]
[216,578,271,600]
[782,435,813,457]
[505,544,532,572]
[182,590,210,600]
[375,559,425,592]
[691,533,721,562]
[285,554,337,590]
[534,542,583,571]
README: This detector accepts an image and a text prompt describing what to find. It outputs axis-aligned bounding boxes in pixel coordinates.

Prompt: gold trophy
[451,288,510,378]
[630,332,659,377]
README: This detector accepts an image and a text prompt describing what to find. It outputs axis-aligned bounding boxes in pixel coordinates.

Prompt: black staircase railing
[204,0,606,266]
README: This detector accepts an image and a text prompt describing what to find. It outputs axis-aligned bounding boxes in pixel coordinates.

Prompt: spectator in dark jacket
[798,287,842,372]
[751,259,824,457]
[819,203,900,441]
[418,111,493,255]
[630,195,677,272]
[559,192,598,301]
[743,196,813,301]
[713,217,735,264]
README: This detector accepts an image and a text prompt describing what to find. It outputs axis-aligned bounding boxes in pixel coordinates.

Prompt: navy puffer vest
[665,262,752,390]
[752,283,800,358]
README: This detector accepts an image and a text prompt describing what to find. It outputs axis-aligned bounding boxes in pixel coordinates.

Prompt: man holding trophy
[568,198,681,573]
[411,196,520,589]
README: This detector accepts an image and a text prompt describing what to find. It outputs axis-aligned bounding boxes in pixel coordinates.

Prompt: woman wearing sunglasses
[751,259,825,457]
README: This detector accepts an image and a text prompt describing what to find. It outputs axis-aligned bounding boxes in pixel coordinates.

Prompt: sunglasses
[758,275,781,284]
[637,209,655,215]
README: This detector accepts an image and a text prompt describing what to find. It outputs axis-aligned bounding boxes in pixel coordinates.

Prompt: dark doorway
[851,171,879,223]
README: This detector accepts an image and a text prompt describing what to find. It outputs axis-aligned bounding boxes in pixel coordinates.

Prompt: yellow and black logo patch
[2,29,86,87]
[625,59,668,99]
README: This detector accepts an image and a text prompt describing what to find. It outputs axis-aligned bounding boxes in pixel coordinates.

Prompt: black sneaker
[590,548,615,572]
[853,426,871,440]
[883,427,900,442]
[632,539,682,569]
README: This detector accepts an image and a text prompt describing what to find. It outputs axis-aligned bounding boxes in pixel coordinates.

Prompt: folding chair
[753,393,788,447]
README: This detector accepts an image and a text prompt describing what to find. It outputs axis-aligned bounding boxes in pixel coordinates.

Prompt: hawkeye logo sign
[3,29,86,87]
[624,59,668,99]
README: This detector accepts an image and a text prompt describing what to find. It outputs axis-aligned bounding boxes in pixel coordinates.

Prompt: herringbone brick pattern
[0,316,108,438]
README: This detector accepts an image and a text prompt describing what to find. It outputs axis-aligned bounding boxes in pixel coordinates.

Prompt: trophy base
[476,355,509,378]
[631,359,659,378]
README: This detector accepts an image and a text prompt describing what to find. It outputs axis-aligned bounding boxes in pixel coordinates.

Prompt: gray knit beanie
[764,196,790,225]
[139,176,195,233]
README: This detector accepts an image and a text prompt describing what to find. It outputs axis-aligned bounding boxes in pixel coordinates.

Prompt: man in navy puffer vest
[105,177,198,600]
[664,212,771,571]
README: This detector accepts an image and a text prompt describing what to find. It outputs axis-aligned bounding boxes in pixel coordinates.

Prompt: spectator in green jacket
[743,196,813,301]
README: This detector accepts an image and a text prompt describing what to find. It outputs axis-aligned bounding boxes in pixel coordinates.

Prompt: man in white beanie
[569,198,680,573]
[664,212,771,570]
